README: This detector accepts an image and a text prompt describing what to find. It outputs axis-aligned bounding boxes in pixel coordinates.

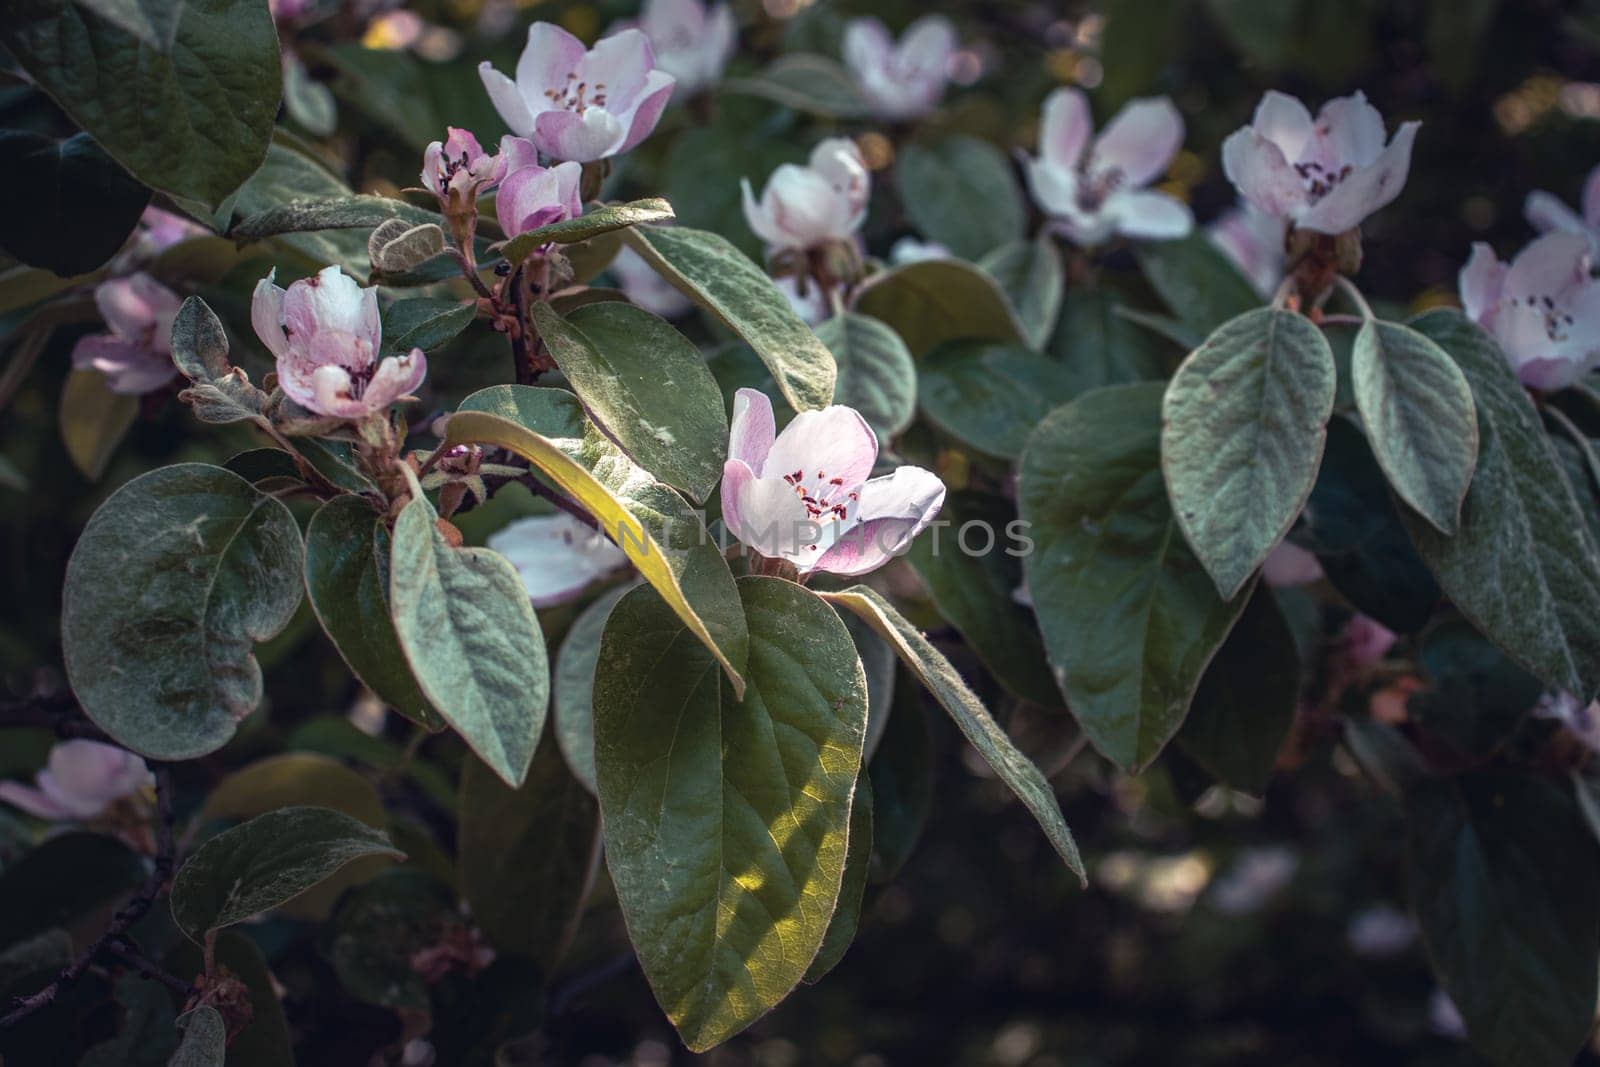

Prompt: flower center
[544,72,609,114]
[1076,165,1125,213]
[1520,291,1578,342]
[1294,160,1353,204]
[783,469,858,522]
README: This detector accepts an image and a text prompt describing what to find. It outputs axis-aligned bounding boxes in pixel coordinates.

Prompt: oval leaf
[552,583,633,795]
[382,297,477,355]
[499,197,674,268]
[170,806,403,943]
[1402,310,1600,700]
[305,495,440,729]
[620,224,836,411]
[532,300,728,503]
[170,1006,226,1067]
[853,259,1025,358]
[803,774,872,984]
[895,136,1026,261]
[980,237,1066,350]
[919,341,1075,460]
[1162,307,1337,599]
[1020,383,1252,772]
[390,492,550,788]
[1135,231,1263,336]
[442,384,749,697]
[1353,318,1478,533]
[595,577,867,1051]
[724,54,872,118]
[62,463,303,759]
[813,312,917,443]
[820,585,1084,880]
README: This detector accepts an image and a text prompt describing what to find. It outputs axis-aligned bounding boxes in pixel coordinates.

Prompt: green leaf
[389,492,549,788]
[724,54,872,118]
[620,225,836,411]
[1135,231,1263,337]
[232,195,440,241]
[1401,310,1600,700]
[2,0,279,211]
[867,678,934,882]
[62,463,304,759]
[305,496,439,730]
[170,296,270,426]
[803,774,872,984]
[594,577,868,1051]
[1406,772,1600,1067]
[1353,319,1478,534]
[443,384,749,696]
[459,739,600,972]
[1051,283,1172,399]
[552,583,632,795]
[381,297,476,355]
[283,50,337,136]
[0,832,143,948]
[498,198,675,268]
[166,931,292,1066]
[1020,383,1252,772]
[0,130,149,275]
[903,491,1062,706]
[170,806,403,943]
[813,312,917,443]
[1175,587,1299,794]
[1296,416,1440,632]
[1162,308,1337,599]
[329,869,454,1011]
[661,114,803,262]
[532,301,728,503]
[80,974,177,1067]
[919,341,1075,460]
[840,608,897,759]
[169,1006,226,1067]
[229,140,369,276]
[980,237,1066,350]
[58,368,137,481]
[895,136,1026,261]
[820,585,1084,880]
[853,259,1025,358]
[368,218,446,275]
[1409,619,1541,763]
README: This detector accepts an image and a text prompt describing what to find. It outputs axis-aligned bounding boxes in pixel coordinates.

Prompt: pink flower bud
[741,137,870,253]
[494,160,584,238]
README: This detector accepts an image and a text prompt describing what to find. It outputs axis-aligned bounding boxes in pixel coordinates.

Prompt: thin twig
[102,938,194,999]
[0,694,110,742]
[1,765,177,1028]
[515,473,600,531]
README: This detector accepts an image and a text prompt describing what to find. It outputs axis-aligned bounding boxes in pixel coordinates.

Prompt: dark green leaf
[167,931,292,1067]
[1021,383,1251,771]
[1409,619,1541,764]
[813,312,917,443]
[1406,772,1600,1067]
[1402,310,1600,700]
[170,805,403,942]
[1136,231,1263,337]
[621,225,836,411]
[282,51,337,136]
[0,832,142,949]
[804,774,872,984]
[821,586,1084,879]
[532,300,728,503]
[724,54,872,118]
[919,341,1075,460]
[58,368,137,481]
[867,676,934,882]
[229,140,369,276]
[171,296,270,425]
[0,130,149,275]
[594,577,867,1051]
[1163,308,1337,599]
[169,1006,226,1067]
[381,297,476,355]
[552,583,632,795]
[1176,587,1299,794]
[62,463,304,759]
[498,198,675,268]
[390,492,549,788]
[980,237,1066,350]
[1051,283,1172,399]
[232,195,439,241]
[2,0,279,210]
[895,136,1025,261]
[853,259,1024,358]
[1353,319,1478,534]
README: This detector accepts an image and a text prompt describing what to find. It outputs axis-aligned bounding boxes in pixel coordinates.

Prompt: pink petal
[534,108,625,163]
[499,136,541,174]
[741,178,787,247]
[614,71,676,155]
[421,140,445,196]
[1504,232,1589,302]
[729,387,776,470]
[1024,158,1082,220]
[311,364,361,416]
[251,271,290,359]
[0,781,74,820]
[1297,121,1418,234]
[1038,87,1092,172]
[1262,541,1323,587]
[841,17,893,76]
[496,165,563,236]
[1105,189,1193,240]
[580,27,653,107]
[1458,243,1506,324]
[897,15,956,78]
[1525,190,1585,238]
[1221,127,1306,221]
[94,275,158,339]
[517,22,588,97]
[721,458,813,561]
[811,465,945,576]
[1093,96,1184,186]
[479,63,536,137]
[1514,354,1585,392]
[362,349,428,409]
[1251,91,1314,163]
[1311,91,1387,169]
[284,266,377,344]
[762,404,877,486]
[1584,163,1600,229]
[73,335,176,395]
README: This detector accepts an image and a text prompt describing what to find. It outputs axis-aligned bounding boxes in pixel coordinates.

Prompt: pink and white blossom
[721,388,945,575]
[616,0,737,97]
[0,740,153,821]
[70,273,183,396]
[479,24,675,163]
[842,15,957,121]
[422,128,535,206]
[1222,90,1419,235]
[135,207,204,256]
[1262,540,1323,587]
[609,245,692,318]
[1534,691,1600,752]
[742,137,870,253]
[1208,201,1286,298]
[1022,88,1193,247]
[888,236,949,265]
[494,159,584,238]
[252,266,427,419]
[487,512,629,607]
[1526,162,1600,258]
[1458,232,1600,391]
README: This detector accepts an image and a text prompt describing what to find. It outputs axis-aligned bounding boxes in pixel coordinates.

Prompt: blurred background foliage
[4,0,1600,1063]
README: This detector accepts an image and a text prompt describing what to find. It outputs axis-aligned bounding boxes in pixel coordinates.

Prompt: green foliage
[895,135,1025,260]
[919,341,1075,460]
[853,258,1024,357]
[813,312,917,442]
[498,198,674,268]
[0,130,149,274]
[980,237,1066,350]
